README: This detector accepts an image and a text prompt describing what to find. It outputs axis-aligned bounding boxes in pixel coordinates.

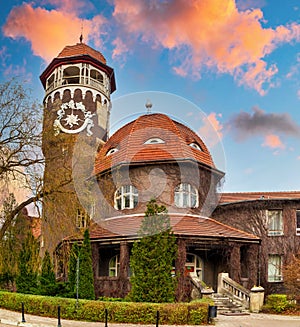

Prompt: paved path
[0,308,300,327]
[215,312,300,327]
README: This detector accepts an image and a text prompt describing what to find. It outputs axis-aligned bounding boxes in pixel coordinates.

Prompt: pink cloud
[3,3,106,62]
[198,112,223,148]
[112,0,300,94]
[262,134,285,149]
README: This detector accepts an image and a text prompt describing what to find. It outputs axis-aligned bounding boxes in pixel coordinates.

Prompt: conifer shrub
[0,291,210,325]
[16,233,39,294]
[78,229,95,300]
[130,199,177,303]
[38,251,57,296]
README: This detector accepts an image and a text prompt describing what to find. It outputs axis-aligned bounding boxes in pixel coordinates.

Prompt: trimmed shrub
[263,294,294,313]
[0,291,211,325]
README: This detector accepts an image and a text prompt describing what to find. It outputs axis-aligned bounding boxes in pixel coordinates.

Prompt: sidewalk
[0,308,211,327]
[0,307,300,327]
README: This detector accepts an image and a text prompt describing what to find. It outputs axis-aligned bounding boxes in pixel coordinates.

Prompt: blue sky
[1,0,300,193]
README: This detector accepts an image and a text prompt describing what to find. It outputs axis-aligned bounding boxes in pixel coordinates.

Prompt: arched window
[63,66,80,84]
[174,183,198,208]
[185,253,203,279]
[90,69,104,83]
[115,185,138,210]
[47,73,55,90]
[109,255,120,277]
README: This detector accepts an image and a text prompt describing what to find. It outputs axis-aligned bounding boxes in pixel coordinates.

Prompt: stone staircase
[212,293,250,315]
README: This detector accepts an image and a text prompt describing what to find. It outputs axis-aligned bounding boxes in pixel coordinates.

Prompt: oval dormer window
[106,147,119,156]
[189,142,202,151]
[144,138,165,144]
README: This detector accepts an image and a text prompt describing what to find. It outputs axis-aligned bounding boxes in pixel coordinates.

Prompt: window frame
[76,208,89,228]
[109,254,120,277]
[174,183,199,208]
[296,210,300,235]
[114,185,138,210]
[268,254,283,282]
[185,253,203,279]
[267,210,283,236]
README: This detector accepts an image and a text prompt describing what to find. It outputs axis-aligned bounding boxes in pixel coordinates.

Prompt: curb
[0,318,40,327]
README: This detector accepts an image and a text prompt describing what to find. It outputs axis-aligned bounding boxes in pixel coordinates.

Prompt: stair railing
[217,273,250,309]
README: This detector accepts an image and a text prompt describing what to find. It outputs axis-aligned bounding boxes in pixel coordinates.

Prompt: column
[229,244,241,282]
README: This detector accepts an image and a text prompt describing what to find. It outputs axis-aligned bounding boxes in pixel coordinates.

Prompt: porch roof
[74,214,260,244]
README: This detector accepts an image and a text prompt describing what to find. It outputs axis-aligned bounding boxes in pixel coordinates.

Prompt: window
[296,210,300,235]
[185,253,203,279]
[115,185,138,210]
[90,69,104,83]
[174,183,198,208]
[63,66,80,84]
[106,147,119,156]
[144,138,164,144]
[268,255,283,282]
[267,210,283,236]
[76,209,89,228]
[189,142,202,151]
[109,255,120,277]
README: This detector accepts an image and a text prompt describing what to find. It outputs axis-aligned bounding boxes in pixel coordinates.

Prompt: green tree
[78,230,95,300]
[38,250,57,296]
[16,232,40,294]
[67,242,80,297]
[130,199,177,303]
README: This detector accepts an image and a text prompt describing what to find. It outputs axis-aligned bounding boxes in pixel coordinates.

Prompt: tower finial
[79,20,84,43]
[145,99,152,114]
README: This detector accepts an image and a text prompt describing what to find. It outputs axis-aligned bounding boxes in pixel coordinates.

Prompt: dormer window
[106,147,119,156]
[144,138,165,144]
[189,142,202,151]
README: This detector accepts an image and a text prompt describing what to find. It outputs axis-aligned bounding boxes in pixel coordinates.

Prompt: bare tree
[0,78,43,238]
[0,78,43,180]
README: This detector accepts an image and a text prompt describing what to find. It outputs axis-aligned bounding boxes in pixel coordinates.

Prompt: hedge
[0,291,212,325]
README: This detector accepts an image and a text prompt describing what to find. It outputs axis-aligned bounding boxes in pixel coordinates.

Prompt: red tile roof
[220,191,300,204]
[85,214,259,243]
[57,43,106,64]
[94,113,216,175]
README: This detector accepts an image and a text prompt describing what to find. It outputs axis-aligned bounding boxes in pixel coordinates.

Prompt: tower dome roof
[57,43,106,64]
[94,113,216,175]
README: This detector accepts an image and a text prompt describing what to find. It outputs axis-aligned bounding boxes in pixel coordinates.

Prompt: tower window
[63,66,80,84]
[174,183,198,208]
[144,138,165,144]
[114,185,138,210]
[76,209,89,228]
[90,69,104,83]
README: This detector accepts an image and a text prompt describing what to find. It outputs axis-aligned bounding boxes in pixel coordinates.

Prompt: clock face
[53,100,95,136]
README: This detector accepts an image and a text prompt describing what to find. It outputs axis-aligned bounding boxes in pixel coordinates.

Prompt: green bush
[263,294,293,313]
[0,291,211,325]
